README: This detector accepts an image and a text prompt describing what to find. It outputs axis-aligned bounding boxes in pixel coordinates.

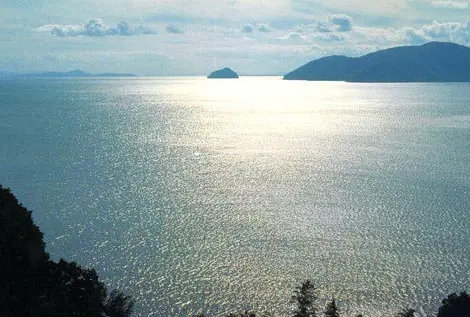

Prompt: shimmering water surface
[1,77,469,316]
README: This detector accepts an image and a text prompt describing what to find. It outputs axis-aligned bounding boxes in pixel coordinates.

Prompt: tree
[291,280,318,317]
[0,185,134,317]
[103,289,135,317]
[437,292,470,317]
[324,299,340,317]
[226,310,256,317]
[396,308,414,317]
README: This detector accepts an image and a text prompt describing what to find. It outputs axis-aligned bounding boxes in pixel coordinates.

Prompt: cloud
[38,19,155,37]
[329,14,353,32]
[403,27,428,44]
[316,21,332,33]
[278,31,311,42]
[312,33,345,41]
[165,24,184,34]
[431,1,469,9]
[421,20,470,42]
[291,0,409,17]
[315,14,353,33]
[257,23,273,32]
[241,23,254,33]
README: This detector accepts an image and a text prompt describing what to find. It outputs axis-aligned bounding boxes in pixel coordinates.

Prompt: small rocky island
[207,67,239,79]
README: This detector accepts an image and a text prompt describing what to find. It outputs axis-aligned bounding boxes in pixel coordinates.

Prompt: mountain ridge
[283,42,470,82]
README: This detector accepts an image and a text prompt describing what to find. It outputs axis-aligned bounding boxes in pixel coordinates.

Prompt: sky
[1,0,469,75]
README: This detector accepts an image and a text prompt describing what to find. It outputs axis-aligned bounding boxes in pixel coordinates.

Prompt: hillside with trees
[0,185,133,317]
[283,42,470,82]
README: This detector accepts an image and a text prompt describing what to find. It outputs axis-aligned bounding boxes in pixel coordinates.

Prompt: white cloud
[315,14,353,32]
[257,23,273,32]
[166,24,184,34]
[431,1,469,9]
[38,19,155,37]
[241,23,254,33]
[353,19,470,46]
[316,21,332,33]
[312,32,345,41]
[421,20,470,42]
[292,0,409,16]
[278,31,312,42]
[281,31,302,40]
[329,14,353,32]
[403,27,428,44]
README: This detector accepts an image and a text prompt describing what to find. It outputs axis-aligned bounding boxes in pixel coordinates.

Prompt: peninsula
[283,42,470,82]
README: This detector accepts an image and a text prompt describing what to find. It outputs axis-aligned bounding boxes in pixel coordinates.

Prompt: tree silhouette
[0,185,133,317]
[226,311,256,317]
[104,289,135,317]
[324,299,340,317]
[437,292,470,317]
[396,308,415,317]
[291,280,318,317]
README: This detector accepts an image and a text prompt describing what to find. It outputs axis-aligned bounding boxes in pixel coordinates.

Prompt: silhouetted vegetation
[0,185,134,317]
[104,289,135,317]
[291,280,318,317]
[324,299,340,317]
[226,310,257,317]
[396,308,415,317]
[437,292,470,317]
[1,185,468,317]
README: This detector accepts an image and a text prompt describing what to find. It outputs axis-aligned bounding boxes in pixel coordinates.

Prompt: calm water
[0,77,469,316]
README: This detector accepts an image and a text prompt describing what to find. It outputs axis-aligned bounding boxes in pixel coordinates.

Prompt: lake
[0,77,468,316]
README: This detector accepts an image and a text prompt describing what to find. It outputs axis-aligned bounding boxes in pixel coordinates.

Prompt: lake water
[0,77,468,316]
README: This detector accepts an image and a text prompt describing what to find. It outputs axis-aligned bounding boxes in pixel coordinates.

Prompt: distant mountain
[0,71,16,78]
[283,42,470,82]
[22,69,90,78]
[207,67,239,79]
[19,69,136,78]
[96,72,135,77]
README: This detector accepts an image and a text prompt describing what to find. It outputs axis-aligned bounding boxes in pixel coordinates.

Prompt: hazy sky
[1,0,469,75]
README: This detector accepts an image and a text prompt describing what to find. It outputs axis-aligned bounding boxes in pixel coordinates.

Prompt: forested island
[1,185,468,317]
[283,42,470,82]
[207,67,239,79]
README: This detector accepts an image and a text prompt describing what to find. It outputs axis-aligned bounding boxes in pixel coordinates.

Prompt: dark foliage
[226,310,256,317]
[104,289,135,317]
[324,299,340,317]
[396,308,415,317]
[438,292,470,317]
[291,280,318,317]
[0,185,133,317]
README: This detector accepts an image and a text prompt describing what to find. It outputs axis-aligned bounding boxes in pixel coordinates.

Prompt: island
[207,67,239,79]
[283,41,470,82]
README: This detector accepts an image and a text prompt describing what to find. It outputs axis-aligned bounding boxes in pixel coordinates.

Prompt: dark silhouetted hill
[0,185,134,317]
[207,67,239,78]
[284,42,470,82]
